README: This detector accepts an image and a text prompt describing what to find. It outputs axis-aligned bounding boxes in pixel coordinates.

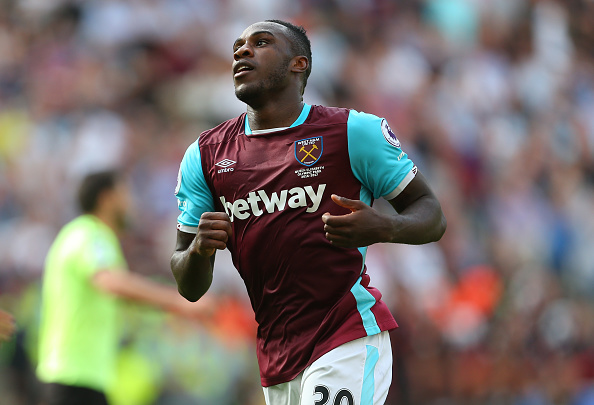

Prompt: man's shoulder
[56,216,115,248]
[199,114,246,146]
[308,104,351,125]
[58,215,94,238]
[48,216,95,260]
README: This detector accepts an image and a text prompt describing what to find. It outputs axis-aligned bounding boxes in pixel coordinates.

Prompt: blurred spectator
[36,170,212,405]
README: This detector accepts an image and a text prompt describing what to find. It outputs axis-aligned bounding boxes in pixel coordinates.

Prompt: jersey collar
[244,103,311,135]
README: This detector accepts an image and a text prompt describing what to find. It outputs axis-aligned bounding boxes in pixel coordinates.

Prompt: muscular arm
[385,171,447,244]
[170,212,232,302]
[0,310,15,344]
[170,231,215,302]
[322,171,446,247]
[92,270,212,317]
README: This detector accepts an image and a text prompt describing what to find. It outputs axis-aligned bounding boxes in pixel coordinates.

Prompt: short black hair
[78,170,120,213]
[265,19,312,94]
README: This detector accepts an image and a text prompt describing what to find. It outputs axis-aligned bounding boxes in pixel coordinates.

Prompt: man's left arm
[322,171,446,248]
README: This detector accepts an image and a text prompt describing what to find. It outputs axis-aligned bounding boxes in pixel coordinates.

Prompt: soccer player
[37,170,210,405]
[171,20,446,405]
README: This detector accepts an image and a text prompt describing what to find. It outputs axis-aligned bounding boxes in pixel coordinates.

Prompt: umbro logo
[216,159,236,173]
[216,159,236,168]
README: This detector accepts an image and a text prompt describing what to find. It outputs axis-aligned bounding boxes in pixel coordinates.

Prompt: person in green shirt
[37,170,209,405]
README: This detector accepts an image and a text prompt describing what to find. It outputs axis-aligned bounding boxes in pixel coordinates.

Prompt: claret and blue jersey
[175,104,416,386]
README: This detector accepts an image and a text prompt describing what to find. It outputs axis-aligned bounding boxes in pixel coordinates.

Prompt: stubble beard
[234,57,292,107]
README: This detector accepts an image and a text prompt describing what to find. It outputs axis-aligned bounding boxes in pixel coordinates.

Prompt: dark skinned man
[171,20,446,405]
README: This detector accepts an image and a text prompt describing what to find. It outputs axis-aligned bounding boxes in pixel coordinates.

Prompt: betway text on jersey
[220,184,326,222]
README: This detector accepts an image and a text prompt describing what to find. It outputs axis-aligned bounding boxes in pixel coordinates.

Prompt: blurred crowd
[0,0,593,404]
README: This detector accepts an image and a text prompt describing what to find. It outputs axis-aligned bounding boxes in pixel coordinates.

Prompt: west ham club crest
[295,137,323,167]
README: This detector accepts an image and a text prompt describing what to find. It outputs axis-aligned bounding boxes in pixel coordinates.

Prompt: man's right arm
[170,212,232,302]
[0,310,15,344]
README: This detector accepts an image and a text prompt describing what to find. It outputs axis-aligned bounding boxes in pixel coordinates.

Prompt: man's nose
[234,43,253,60]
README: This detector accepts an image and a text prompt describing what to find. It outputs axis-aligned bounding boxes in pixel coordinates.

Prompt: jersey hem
[259,319,398,387]
[383,167,416,200]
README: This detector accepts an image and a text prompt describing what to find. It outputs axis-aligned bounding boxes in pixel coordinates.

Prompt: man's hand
[322,194,396,248]
[0,310,16,344]
[193,212,233,257]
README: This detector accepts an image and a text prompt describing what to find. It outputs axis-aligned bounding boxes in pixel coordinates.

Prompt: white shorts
[262,331,392,405]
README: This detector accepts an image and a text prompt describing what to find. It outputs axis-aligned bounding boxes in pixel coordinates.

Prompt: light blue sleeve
[175,139,215,233]
[347,110,417,200]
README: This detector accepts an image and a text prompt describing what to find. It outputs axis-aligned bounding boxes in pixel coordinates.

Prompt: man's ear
[291,56,309,74]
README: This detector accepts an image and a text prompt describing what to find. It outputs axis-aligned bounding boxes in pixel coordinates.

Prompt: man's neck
[92,210,118,234]
[246,98,304,131]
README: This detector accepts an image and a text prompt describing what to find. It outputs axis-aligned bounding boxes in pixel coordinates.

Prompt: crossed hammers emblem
[299,144,319,162]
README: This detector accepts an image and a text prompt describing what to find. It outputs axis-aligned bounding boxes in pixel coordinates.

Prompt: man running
[171,20,446,405]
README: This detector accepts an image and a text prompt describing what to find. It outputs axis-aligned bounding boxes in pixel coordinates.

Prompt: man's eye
[256,39,268,46]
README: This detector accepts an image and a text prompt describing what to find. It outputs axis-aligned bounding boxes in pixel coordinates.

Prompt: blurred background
[0,0,593,404]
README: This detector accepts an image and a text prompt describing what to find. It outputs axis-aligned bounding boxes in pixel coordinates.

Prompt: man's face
[232,22,295,104]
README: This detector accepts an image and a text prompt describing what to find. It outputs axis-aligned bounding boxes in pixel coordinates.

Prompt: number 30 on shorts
[314,385,354,405]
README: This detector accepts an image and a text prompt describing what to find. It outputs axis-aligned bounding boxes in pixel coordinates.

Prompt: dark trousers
[43,383,108,405]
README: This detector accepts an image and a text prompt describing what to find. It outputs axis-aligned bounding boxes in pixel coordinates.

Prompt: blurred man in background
[37,170,210,405]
